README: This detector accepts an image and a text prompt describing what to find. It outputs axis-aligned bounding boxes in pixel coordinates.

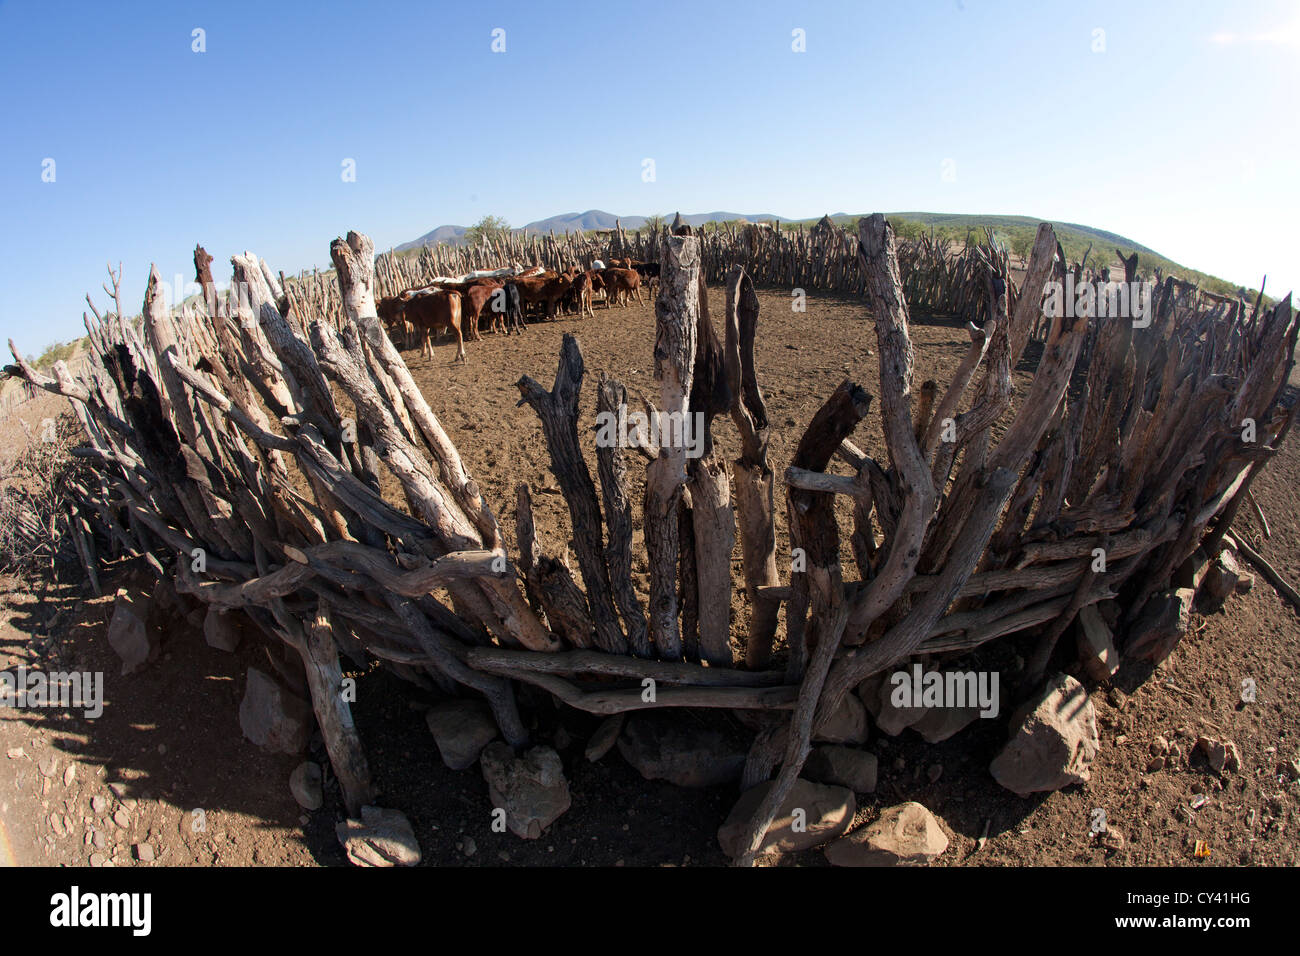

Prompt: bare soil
[1,286,1296,867]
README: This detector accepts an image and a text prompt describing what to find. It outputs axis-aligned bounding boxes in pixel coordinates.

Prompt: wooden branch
[300,605,375,816]
[784,465,871,500]
[514,483,596,649]
[464,646,784,686]
[595,376,652,658]
[467,666,797,716]
[516,334,628,655]
[1226,534,1300,613]
[818,466,1018,731]
[724,265,780,667]
[734,601,850,866]
[688,454,735,666]
[845,215,936,641]
[786,380,872,681]
[643,234,701,660]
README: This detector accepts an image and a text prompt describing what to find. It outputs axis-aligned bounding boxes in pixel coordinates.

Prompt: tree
[1009,231,1033,262]
[465,215,511,248]
[642,214,667,235]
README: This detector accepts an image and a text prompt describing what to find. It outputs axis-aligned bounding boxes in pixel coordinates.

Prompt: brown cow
[403,289,465,361]
[447,278,502,339]
[601,267,642,308]
[514,273,573,320]
[377,294,415,349]
[572,271,595,318]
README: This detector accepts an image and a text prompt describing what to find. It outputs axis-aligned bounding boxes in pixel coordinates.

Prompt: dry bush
[0,412,88,577]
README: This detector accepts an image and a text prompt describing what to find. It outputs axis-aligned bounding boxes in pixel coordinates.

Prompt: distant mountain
[397,209,792,250]
[519,210,638,234]
[395,224,466,251]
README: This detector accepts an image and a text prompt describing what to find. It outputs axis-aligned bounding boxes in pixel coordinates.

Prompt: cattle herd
[374,257,661,362]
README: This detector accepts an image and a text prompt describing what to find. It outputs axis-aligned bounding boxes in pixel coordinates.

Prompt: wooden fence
[277,218,1025,332]
[4,215,1290,865]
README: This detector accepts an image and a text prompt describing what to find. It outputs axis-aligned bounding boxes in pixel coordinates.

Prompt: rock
[989,673,1099,797]
[203,608,243,653]
[858,672,928,737]
[106,589,157,675]
[335,806,421,867]
[1174,549,1210,590]
[5,747,23,760]
[911,705,980,744]
[238,667,313,754]
[1146,756,1166,773]
[1196,736,1241,774]
[927,764,943,783]
[552,724,574,751]
[825,802,948,867]
[1076,604,1120,681]
[584,713,625,762]
[717,778,855,858]
[147,573,191,622]
[804,745,878,793]
[617,712,745,788]
[1235,572,1255,594]
[480,743,571,839]
[90,795,108,815]
[37,756,58,778]
[50,813,65,837]
[113,809,130,829]
[1125,588,1193,664]
[1150,735,1169,756]
[89,852,105,867]
[289,761,323,810]
[1199,551,1242,611]
[813,692,870,745]
[134,842,155,862]
[461,835,477,857]
[425,699,499,771]
[1099,829,1126,851]
[62,764,75,788]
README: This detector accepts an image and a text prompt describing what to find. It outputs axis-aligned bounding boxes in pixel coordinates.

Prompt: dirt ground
[1,285,1296,867]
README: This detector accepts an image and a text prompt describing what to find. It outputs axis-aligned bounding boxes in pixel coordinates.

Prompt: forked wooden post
[643,234,700,660]
[724,266,781,668]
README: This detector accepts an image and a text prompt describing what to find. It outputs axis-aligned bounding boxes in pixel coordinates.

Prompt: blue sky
[1,0,1296,354]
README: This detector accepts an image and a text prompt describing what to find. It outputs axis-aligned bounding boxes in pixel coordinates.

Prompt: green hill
[788,212,1258,300]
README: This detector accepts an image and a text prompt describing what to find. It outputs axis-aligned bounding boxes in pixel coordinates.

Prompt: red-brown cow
[514,273,573,320]
[601,267,642,308]
[403,289,465,361]
[445,278,503,339]
[571,271,595,318]
[377,294,415,349]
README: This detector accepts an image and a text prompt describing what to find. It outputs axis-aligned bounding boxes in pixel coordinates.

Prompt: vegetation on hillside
[800,212,1260,300]
[464,215,512,249]
[29,340,81,371]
